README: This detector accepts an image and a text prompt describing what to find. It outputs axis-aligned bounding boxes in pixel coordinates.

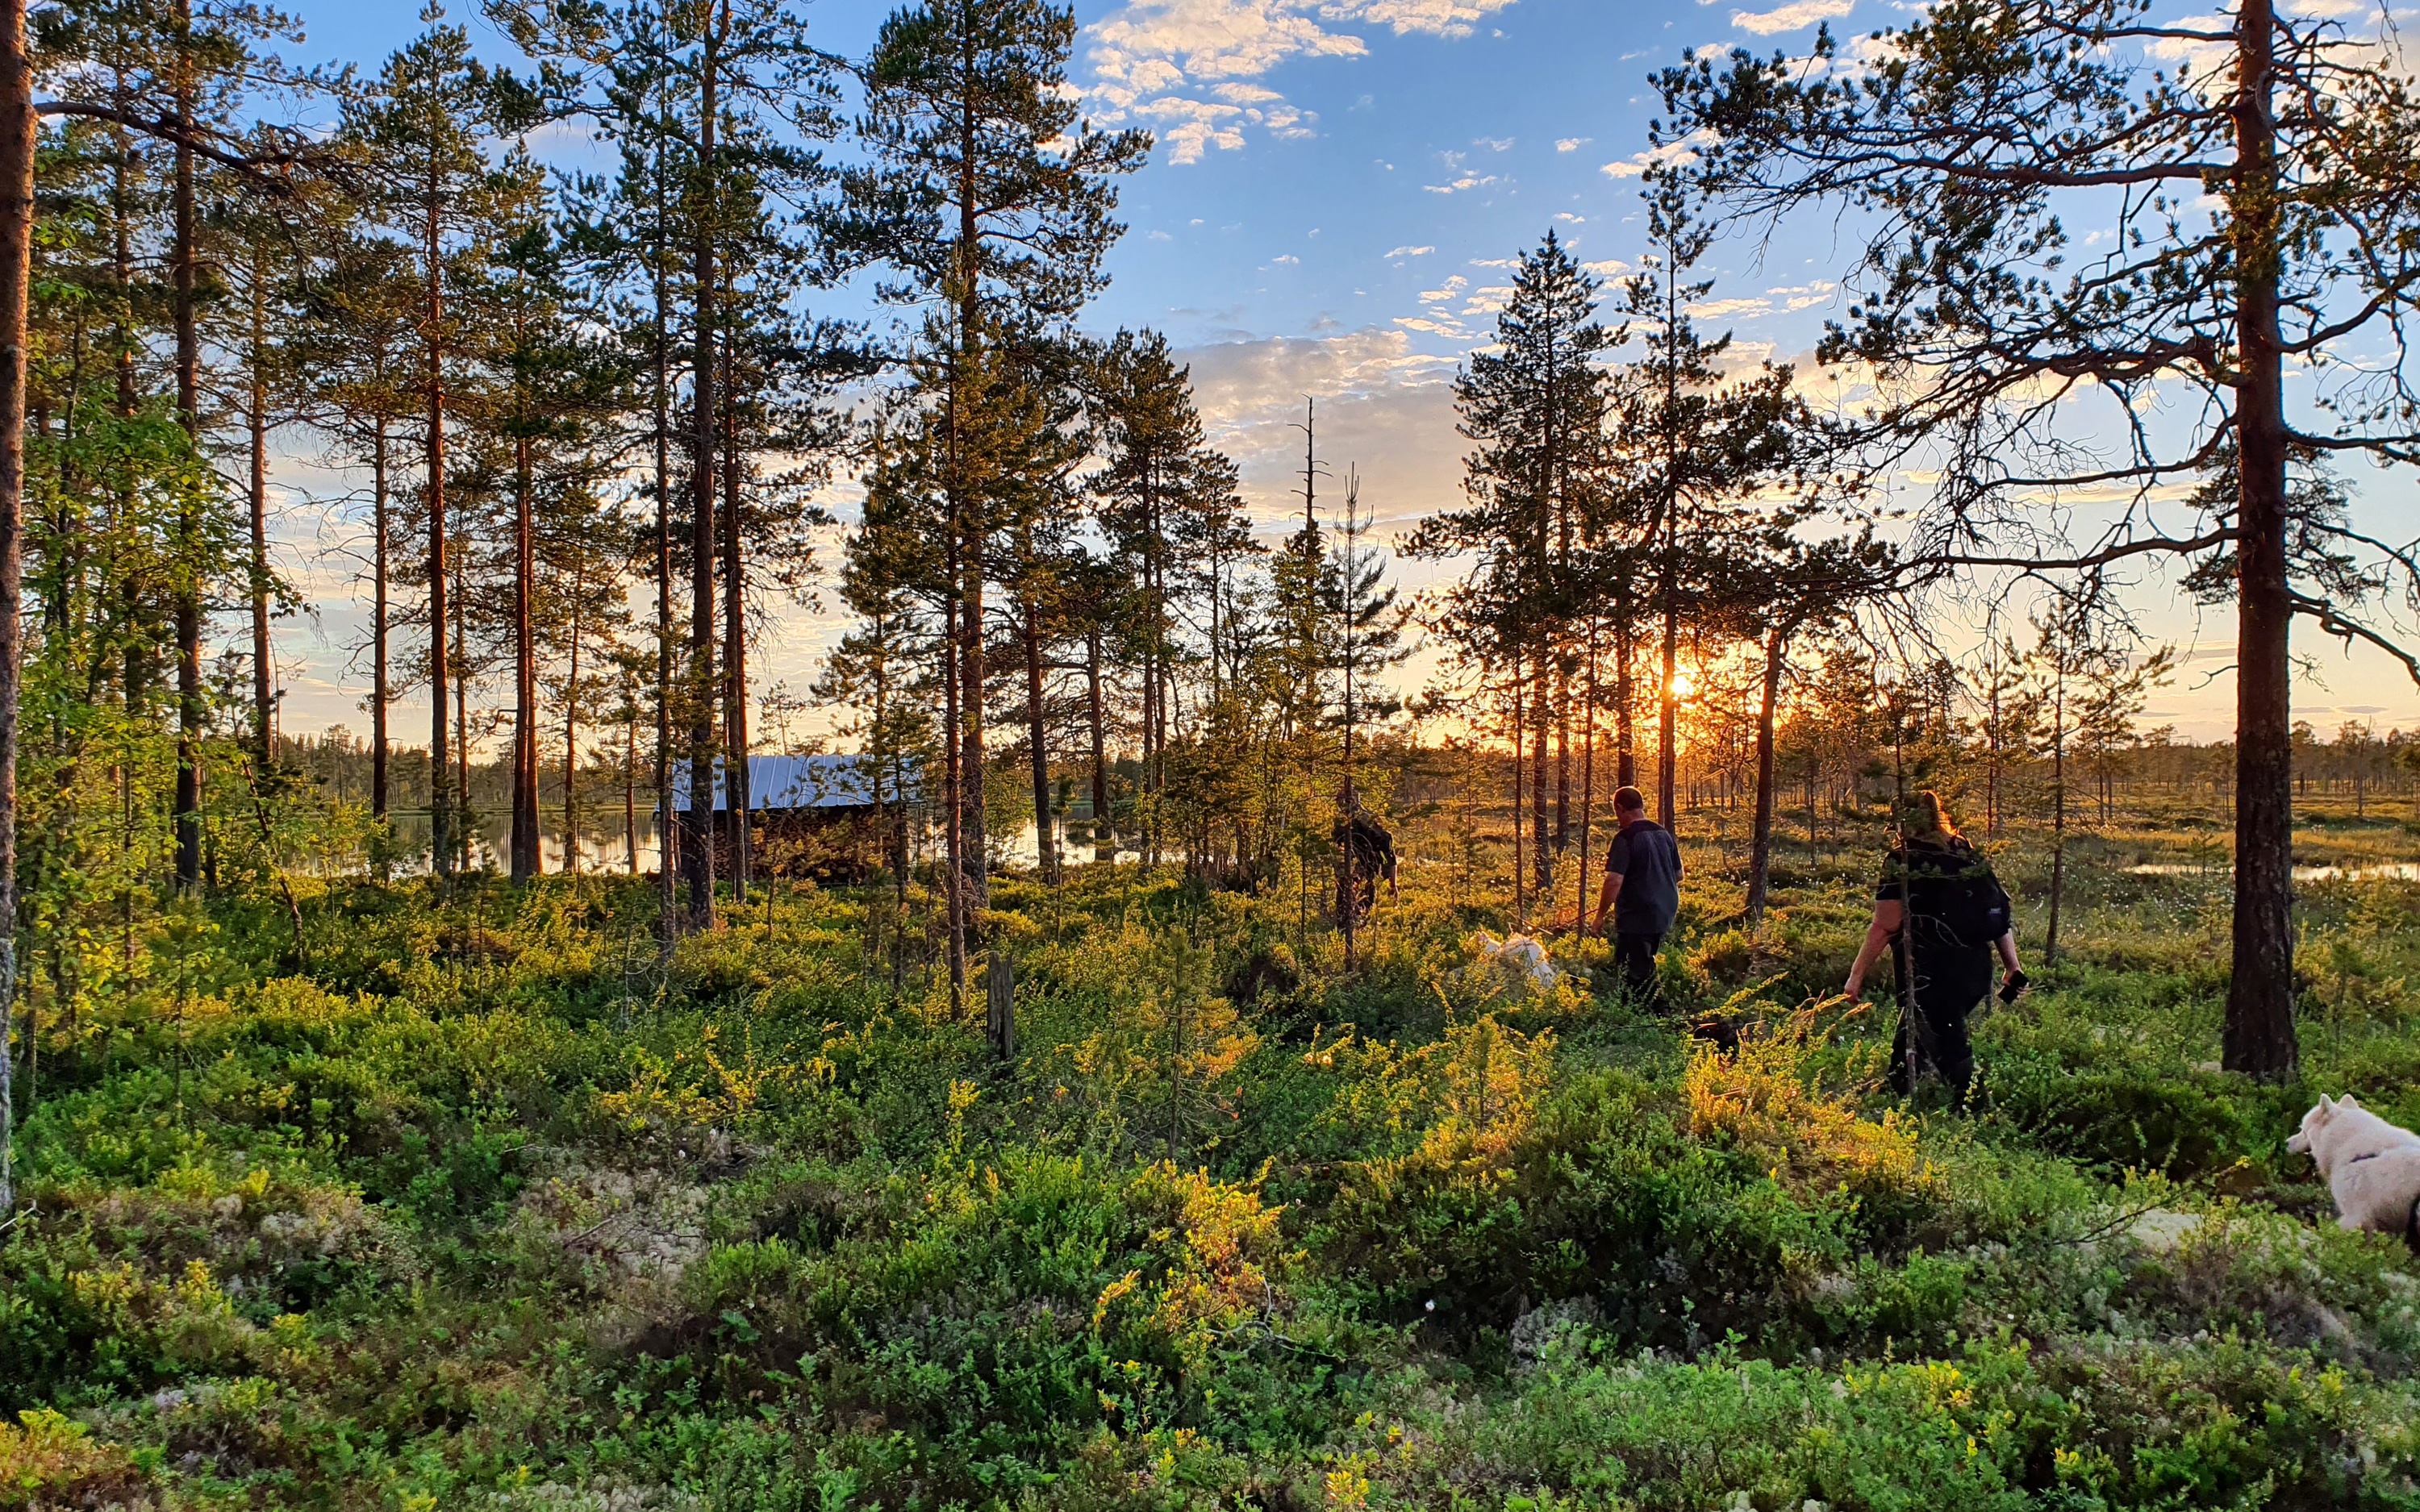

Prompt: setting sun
[1667,669,1697,701]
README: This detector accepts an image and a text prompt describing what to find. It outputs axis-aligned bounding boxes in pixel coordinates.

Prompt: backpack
[1930,841,2013,948]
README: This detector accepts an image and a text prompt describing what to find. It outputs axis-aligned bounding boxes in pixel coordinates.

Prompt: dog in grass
[2287,1094,2420,1247]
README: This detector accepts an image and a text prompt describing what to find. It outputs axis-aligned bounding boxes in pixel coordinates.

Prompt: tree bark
[511,431,536,882]
[722,364,749,902]
[1087,623,1108,860]
[682,4,720,930]
[564,564,583,875]
[422,77,451,881]
[2225,0,2298,1080]
[173,0,202,889]
[1745,623,1784,927]
[248,257,272,754]
[371,414,389,830]
[0,0,34,1214]
[1022,593,1056,884]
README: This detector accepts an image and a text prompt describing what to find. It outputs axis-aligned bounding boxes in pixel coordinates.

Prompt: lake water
[2126,862,2420,883]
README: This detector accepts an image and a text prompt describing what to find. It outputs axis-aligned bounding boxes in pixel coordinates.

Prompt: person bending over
[1592,785,1682,1010]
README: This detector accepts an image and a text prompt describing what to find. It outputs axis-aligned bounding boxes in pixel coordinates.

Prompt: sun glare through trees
[2,0,2420,1506]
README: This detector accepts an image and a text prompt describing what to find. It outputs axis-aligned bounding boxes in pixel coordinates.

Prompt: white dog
[2287,1094,2420,1243]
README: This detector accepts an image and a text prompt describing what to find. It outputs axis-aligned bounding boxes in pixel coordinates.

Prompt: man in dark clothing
[1592,785,1682,1008]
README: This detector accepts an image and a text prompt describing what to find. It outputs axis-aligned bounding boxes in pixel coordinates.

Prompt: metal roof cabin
[661,755,920,881]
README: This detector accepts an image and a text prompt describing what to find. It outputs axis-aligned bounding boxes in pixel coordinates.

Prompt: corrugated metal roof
[664,754,919,814]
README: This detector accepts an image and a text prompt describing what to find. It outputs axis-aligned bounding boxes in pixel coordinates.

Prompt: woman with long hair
[1844,790,2024,1108]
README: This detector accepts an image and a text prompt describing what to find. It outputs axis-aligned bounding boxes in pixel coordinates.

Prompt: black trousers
[1614,931,1664,1010]
[1886,940,1991,1106]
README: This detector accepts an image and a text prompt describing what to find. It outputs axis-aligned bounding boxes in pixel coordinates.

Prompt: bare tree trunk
[1657,519,1679,829]
[1022,595,1056,884]
[421,104,452,881]
[564,569,583,874]
[1087,623,1108,862]
[1511,668,1526,924]
[2225,0,2298,1080]
[682,6,721,930]
[0,0,33,1213]
[248,258,272,755]
[1613,569,1636,789]
[173,0,202,889]
[371,416,389,831]
[2046,686,2067,968]
[1531,651,1551,897]
[721,376,749,903]
[1578,620,1598,936]
[511,432,537,883]
[651,118,674,932]
[1745,623,1785,928]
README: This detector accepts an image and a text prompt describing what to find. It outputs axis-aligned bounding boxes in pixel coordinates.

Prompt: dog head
[2287,1095,2344,1160]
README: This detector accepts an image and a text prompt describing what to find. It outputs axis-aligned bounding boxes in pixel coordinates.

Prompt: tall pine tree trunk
[1531,651,1550,896]
[564,569,583,875]
[682,11,720,930]
[722,375,749,902]
[371,415,389,831]
[423,118,450,880]
[1657,513,1679,829]
[651,127,674,931]
[248,260,272,754]
[511,432,537,883]
[1745,623,1785,927]
[1087,624,1108,861]
[2226,0,2298,1080]
[0,0,33,1214]
[173,0,202,889]
[1023,597,1054,884]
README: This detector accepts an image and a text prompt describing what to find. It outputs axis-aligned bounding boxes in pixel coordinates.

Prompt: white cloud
[1686,296,1773,318]
[1475,135,1514,151]
[1384,244,1436,257]
[1271,253,1300,264]
[1601,131,1712,179]
[1730,0,1851,33]
[1554,211,1584,223]
[1764,279,1838,310]
[1555,136,1589,152]
[1583,258,1629,275]
[1419,276,1469,302]
[1424,173,1500,194]
[1088,0,1517,162]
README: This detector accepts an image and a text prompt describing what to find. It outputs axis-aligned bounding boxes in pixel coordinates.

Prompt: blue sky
[257,0,2420,744]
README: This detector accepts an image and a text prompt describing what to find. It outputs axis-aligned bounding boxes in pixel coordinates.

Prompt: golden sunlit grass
[1684,1006,1930,1199]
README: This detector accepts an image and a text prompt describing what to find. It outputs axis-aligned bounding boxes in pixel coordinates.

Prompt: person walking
[1592,785,1682,1009]
[1843,790,2022,1110]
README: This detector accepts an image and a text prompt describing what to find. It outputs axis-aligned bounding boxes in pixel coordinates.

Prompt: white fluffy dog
[2287,1094,2420,1243]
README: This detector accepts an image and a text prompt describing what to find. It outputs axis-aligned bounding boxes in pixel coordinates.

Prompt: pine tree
[835,0,1145,1030]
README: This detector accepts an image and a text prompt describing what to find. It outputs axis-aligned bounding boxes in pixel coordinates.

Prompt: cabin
[664,754,920,881]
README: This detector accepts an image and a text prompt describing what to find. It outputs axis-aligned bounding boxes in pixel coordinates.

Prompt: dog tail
[2407,1193,2420,1259]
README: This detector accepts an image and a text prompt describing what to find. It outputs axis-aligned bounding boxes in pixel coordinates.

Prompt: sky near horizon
[252,0,2420,751]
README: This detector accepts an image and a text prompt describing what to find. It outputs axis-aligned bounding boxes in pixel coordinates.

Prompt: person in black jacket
[1592,785,1683,1010]
[1844,790,2023,1109]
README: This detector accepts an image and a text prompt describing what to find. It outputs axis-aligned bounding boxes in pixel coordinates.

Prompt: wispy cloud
[1601,130,1713,179]
[1554,136,1590,152]
[1384,244,1437,257]
[1087,0,1519,163]
[1730,0,1851,35]
[1424,173,1500,194]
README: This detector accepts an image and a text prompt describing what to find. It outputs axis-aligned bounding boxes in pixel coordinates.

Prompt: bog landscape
[4,0,2420,1507]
